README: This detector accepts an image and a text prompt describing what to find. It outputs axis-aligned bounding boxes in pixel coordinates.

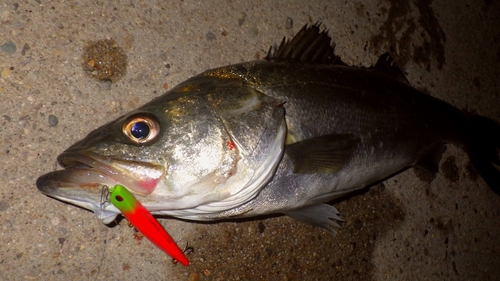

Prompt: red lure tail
[109,185,189,266]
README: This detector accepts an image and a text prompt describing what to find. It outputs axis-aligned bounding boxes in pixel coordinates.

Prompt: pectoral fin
[285,134,359,174]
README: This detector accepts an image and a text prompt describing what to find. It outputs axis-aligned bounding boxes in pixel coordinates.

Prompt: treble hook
[100,185,110,208]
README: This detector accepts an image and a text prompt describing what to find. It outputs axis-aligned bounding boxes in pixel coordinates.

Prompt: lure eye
[122,114,160,144]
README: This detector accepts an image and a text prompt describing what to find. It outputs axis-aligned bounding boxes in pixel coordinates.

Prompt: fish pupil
[131,121,150,139]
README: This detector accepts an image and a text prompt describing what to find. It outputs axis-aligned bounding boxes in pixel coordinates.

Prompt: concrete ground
[1,0,499,280]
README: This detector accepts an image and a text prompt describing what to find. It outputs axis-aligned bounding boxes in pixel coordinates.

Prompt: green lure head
[109,184,138,214]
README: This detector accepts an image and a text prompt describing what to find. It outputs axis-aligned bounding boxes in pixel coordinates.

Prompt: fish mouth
[36,151,166,223]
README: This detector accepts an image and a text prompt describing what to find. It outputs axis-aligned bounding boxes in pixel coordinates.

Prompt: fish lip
[57,151,123,180]
[44,151,165,195]
[56,152,96,171]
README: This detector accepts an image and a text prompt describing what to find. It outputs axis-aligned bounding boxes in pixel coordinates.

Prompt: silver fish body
[37,24,500,233]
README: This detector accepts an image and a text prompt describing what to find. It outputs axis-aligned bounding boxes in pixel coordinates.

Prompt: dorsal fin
[373,53,409,84]
[266,23,346,65]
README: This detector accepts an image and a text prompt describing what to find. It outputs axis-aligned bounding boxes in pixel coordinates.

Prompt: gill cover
[145,76,287,215]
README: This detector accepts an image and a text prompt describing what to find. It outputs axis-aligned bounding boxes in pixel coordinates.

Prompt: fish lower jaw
[48,194,120,224]
[94,203,121,224]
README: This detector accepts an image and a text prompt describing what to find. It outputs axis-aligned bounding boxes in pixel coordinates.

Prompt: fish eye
[122,114,160,144]
[131,122,150,139]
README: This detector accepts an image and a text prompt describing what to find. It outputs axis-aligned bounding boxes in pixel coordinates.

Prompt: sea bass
[37,24,500,233]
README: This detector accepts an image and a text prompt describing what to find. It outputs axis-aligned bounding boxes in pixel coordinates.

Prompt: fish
[36,23,500,234]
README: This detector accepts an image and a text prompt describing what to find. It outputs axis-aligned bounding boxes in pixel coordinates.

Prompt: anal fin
[415,144,446,173]
[285,204,345,234]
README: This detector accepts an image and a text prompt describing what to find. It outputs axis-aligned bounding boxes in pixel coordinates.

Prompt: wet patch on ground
[181,183,405,280]
[369,0,446,71]
[82,39,127,83]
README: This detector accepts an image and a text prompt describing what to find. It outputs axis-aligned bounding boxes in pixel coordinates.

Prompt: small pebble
[48,115,58,127]
[203,269,211,276]
[352,218,364,230]
[3,220,12,229]
[21,43,30,55]
[0,200,10,212]
[258,221,266,233]
[249,27,259,37]
[286,17,293,29]
[58,227,68,234]
[206,31,216,41]
[1,68,10,78]
[100,79,112,90]
[189,272,199,281]
[238,12,247,26]
[0,41,17,54]
[58,238,66,246]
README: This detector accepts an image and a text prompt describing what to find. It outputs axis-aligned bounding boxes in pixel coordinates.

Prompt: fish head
[37,77,287,223]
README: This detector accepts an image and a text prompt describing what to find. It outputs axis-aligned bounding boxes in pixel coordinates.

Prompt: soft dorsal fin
[265,23,346,65]
[373,53,409,84]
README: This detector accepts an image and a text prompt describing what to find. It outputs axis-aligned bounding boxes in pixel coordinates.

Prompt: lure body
[109,184,189,266]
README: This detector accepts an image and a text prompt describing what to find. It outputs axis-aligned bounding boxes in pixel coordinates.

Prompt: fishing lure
[109,184,189,266]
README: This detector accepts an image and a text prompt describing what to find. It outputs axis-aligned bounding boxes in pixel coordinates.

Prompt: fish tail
[465,114,500,195]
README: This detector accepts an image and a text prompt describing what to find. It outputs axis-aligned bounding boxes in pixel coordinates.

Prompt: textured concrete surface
[1,0,499,280]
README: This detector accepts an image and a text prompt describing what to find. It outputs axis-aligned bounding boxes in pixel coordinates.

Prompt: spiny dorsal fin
[373,53,409,84]
[266,23,346,65]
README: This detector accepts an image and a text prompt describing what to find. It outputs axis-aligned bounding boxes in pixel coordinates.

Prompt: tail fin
[465,115,500,195]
